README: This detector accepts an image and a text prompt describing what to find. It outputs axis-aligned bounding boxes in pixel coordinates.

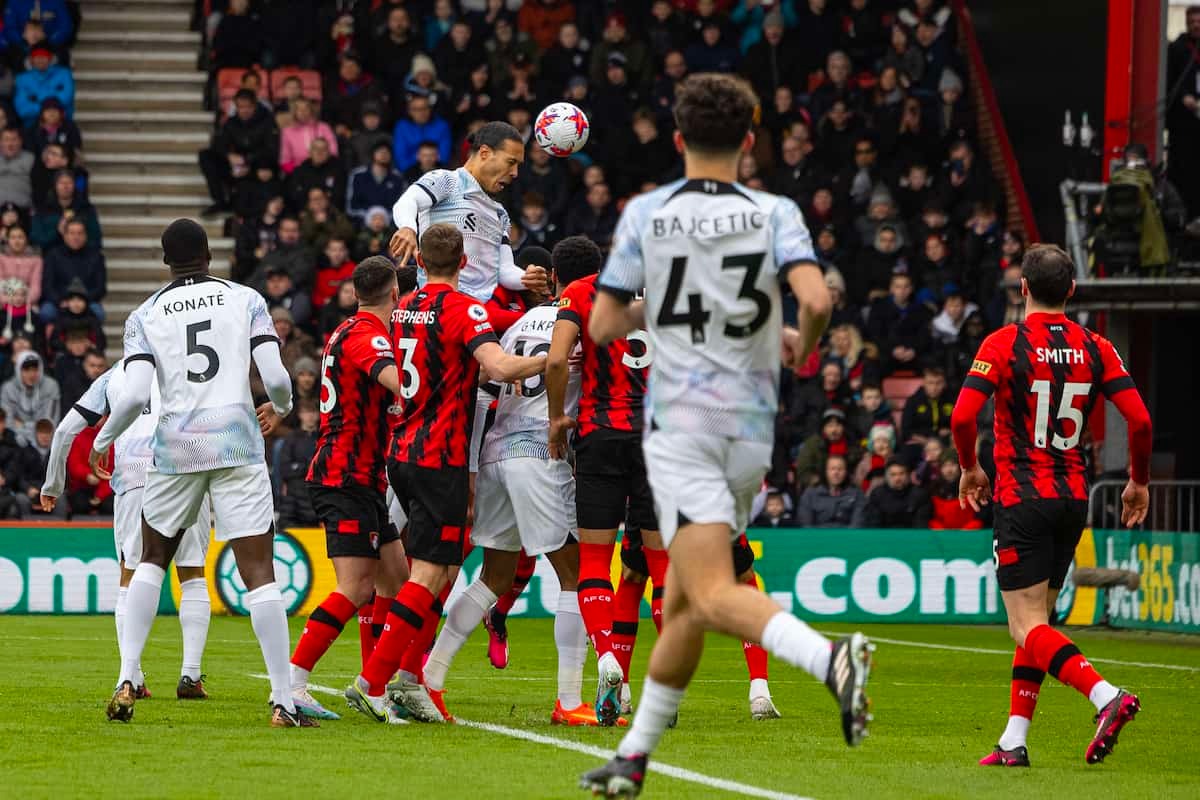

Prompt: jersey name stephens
[651,210,765,239]
[160,292,226,315]
[394,308,437,325]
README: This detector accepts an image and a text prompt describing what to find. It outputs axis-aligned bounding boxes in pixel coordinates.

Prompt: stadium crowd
[0,0,1020,528]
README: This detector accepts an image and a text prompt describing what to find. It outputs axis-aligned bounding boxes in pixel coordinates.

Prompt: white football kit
[96,276,292,541]
[472,303,582,556]
[598,178,818,546]
[392,167,526,301]
[46,364,211,568]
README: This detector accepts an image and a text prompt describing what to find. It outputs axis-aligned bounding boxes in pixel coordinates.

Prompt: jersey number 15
[1030,380,1090,451]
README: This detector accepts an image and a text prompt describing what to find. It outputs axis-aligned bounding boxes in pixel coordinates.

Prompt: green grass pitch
[1,616,1198,799]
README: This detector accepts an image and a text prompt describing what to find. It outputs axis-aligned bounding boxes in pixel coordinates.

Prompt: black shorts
[387,461,469,566]
[619,530,756,577]
[732,533,756,576]
[575,430,657,532]
[993,499,1088,591]
[308,482,400,560]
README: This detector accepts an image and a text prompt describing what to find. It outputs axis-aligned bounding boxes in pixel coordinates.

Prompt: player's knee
[176,566,204,583]
[1008,617,1033,647]
[338,572,377,607]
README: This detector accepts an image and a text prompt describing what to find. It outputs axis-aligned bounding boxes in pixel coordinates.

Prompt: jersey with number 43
[598,178,817,444]
[964,311,1133,507]
[122,275,277,474]
[479,303,581,467]
[307,312,396,493]
[388,282,499,469]
[72,362,161,495]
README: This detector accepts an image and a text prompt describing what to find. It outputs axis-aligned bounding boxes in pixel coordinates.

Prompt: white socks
[245,583,294,713]
[178,578,210,680]
[998,715,1031,750]
[290,665,311,692]
[423,579,497,692]
[616,677,685,758]
[113,586,144,688]
[749,677,770,701]
[554,590,587,709]
[119,563,165,686]
[1089,680,1120,712]
[760,611,831,681]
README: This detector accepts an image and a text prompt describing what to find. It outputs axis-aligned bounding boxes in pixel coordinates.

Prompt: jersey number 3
[657,253,769,344]
[1030,380,1090,450]
[397,337,421,399]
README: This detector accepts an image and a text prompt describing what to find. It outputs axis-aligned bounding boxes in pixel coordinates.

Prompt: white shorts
[643,430,772,548]
[114,488,211,569]
[472,458,576,556]
[142,463,274,542]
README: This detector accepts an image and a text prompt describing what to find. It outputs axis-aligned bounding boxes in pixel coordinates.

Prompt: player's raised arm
[390,170,454,264]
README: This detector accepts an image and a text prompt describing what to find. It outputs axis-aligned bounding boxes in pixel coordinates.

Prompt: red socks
[643,547,668,633]
[578,541,616,655]
[740,573,769,681]
[1024,624,1104,699]
[610,575,644,679]
[1010,646,1044,720]
[398,583,450,682]
[358,593,376,670]
[292,591,358,671]
[361,582,435,695]
[495,550,537,616]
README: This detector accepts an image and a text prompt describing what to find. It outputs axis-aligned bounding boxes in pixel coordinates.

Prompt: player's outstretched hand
[88,448,112,481]
[257,402,283,436]
[1120,480,1149,528]
[521,265,549,296]
[958,464,991,512]
[38,492,56,513]
[389,227,418,265]
[548,415,576,460]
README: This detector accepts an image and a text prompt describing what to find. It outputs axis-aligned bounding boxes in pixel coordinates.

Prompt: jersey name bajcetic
[122,275,277,474]
[598,179,817,444]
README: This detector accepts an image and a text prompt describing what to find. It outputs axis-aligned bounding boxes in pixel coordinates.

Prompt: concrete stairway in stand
[74,0,231,360]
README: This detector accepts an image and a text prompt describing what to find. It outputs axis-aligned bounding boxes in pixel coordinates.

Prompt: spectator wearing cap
[852,225,905,305]
[0,277,43,359]
[32,168,100,249]
[752,488,796,528]
[285,136,346,214]
[794,407,863,490]
[47,276,104,353]
[39,221,104,322]
[250,216,316,294]
[354,205,396,261]
[0,228,41,306]
[270,305,318,367]
[518,0,576,51]
[3,1,72,51]
[346,142,405,223]
[789,360,852,441]
[324,51,383,135]
[13,44,72,126]
[404,53,453,114]
[199,88,279,216]
[24,99,82,160]
[928,448,984,529]
[854,185,908,252]
[280,98,339,175]
[392,92,452,173]
[815,222,849,275]
[369,6,420,92]
[866,272,931,374]
[0,350,58,446]
[344,101,393,172]
[539,22,591,98]
[211,0,263,71]
[685,20,741,74]
[741,10,802,101]
[434,22,485,95]
[591,13,652,91]
[0,128,33,211]
[265,274,313,332]
[796,454,866,528]
[863,458,931,528]
[855,420,896,491]
[935,68,973,143]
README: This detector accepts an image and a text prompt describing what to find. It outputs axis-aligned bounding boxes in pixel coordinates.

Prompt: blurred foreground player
[951,244,1151,766]
[580,74,873,797]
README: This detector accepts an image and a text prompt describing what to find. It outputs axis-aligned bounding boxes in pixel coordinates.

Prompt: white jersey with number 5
[598,178,817,444]
[122,275,277,474]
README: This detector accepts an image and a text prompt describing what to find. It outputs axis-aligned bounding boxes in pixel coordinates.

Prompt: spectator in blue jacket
[392,93,451,172]
[4,1,73,49]
[346,142,406,224]
[13,47,72,125]
[730,1,798,53]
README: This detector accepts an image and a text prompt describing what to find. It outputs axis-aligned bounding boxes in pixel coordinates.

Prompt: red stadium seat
[883,376,923,416]
[217,66,269,123]
[270,68,323,105]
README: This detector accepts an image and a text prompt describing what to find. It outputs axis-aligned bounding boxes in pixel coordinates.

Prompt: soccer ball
[215,532,312,616]
[534,102,590,157]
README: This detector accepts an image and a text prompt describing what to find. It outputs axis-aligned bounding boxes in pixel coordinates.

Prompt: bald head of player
[465,121,525,196]
[416,223,468,282]
[1020,244,1076,313]
[160,218,212,278]
[672,73,759,180]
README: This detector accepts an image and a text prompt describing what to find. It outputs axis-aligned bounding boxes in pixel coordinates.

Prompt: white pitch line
[819,631,1200,672]
[251,674,815,800]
